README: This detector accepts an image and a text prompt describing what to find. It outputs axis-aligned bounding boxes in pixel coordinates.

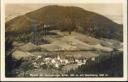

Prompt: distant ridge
[6,5,123,41]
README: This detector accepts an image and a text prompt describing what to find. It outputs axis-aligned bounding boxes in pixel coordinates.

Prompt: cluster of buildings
[31,55,90,69]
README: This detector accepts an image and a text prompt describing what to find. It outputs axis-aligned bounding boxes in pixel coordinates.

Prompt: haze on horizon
[5,3,123,24]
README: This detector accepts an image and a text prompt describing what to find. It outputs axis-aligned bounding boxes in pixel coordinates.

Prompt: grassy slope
[6,5,123,41]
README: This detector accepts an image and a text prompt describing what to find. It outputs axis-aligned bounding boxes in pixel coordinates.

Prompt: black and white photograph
[0,0,127,81]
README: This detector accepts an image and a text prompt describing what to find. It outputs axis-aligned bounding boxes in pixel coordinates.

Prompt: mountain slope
[6,5,123,41]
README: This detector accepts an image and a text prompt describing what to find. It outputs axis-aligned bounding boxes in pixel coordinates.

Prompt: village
[30,54,96,70]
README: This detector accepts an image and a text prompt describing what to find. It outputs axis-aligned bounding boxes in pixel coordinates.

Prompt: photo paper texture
[1,0,127,81]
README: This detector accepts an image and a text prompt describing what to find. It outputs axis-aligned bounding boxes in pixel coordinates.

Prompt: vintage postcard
[1,0,127,81]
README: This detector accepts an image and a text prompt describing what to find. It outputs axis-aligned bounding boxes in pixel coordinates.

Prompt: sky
[6,3,123,16]
[5,0,123,17]
[4,0,124,3]
[5,3,123,24]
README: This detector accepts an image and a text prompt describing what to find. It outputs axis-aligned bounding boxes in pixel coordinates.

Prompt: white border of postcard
[1,0,127,81]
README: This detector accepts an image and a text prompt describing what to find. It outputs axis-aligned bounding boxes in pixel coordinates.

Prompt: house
[91,57,95,61]
[61,59,69,65]
[36,55,42,60]
[32,62,39,69]
[75,58,87,66]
